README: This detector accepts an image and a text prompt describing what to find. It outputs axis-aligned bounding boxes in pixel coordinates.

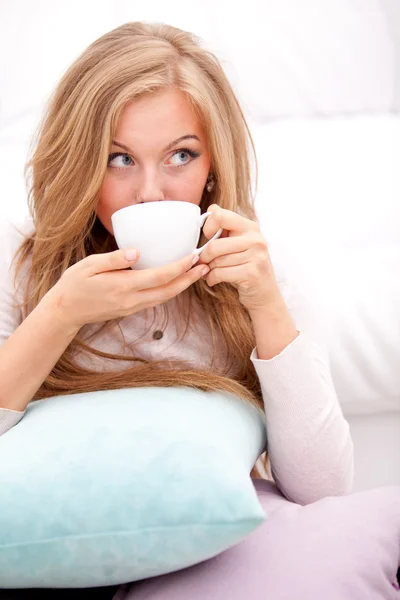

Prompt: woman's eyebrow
[111,135,200,155]
[111,140,133,153]
[163,135,200,151]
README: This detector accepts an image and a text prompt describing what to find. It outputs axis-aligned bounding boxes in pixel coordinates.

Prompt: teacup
[111,201,223,270]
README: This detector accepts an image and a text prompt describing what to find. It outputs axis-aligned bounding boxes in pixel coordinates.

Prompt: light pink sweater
[0,217,353,505]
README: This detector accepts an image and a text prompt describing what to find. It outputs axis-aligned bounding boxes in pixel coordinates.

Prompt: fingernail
[124,249,137,261]
[201,266,210,277]
[191,255,200,266]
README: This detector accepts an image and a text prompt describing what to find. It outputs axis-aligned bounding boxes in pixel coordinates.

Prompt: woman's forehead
[114,90,206,145]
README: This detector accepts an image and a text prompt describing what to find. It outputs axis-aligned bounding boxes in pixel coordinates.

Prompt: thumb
[84,248,139,274]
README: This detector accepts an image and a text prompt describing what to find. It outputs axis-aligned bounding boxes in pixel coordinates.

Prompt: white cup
[111,201,223,270]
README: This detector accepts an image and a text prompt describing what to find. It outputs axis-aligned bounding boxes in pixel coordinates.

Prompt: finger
[203,264,250,287]
[80,248,140,275]
[207,250,250,270]
[135,263,210,306]
[130,253,199,291]
[203,205,258,239]
[198,234,254,264]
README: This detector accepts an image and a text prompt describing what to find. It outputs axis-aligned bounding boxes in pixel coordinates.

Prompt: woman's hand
[199,205,283,312]
[45,250,209,334]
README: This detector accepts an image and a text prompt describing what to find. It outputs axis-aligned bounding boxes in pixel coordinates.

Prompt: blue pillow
[0,387,266,588]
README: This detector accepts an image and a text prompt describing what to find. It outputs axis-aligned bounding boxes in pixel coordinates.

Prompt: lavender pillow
[120,480,400,600]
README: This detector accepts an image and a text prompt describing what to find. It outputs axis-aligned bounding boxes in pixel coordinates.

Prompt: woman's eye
[108,153,133,168]
[169,149,199,167]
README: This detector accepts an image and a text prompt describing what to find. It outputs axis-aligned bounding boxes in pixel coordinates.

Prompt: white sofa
[0,0,399,491]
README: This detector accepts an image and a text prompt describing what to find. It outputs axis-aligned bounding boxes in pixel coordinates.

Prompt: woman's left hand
[199,205,283,313]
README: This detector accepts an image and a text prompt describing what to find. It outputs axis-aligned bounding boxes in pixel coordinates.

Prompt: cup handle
[193,212,223,256]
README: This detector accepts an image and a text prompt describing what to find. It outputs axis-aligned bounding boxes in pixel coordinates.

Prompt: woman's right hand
[45,249,210,334]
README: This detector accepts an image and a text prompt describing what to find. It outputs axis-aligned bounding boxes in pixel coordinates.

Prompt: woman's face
[97,89,211,235]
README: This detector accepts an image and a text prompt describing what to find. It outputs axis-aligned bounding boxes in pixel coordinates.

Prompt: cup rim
[111,200,201,220]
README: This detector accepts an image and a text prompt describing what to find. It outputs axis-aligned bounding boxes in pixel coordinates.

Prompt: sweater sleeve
[250,246,354,505]
[0,408,25,435]
[0,217,32,436]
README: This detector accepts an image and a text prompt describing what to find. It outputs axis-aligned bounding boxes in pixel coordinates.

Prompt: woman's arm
[249,261,354,505]
[248,294,298,360]
[0,218,74,434]
[0,218,80,429]
[0,294,79,414]
[198,206,353,505]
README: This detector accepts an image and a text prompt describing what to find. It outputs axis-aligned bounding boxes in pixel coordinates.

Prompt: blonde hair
[15,23,265,435]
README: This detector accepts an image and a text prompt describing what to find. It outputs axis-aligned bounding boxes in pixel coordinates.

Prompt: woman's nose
[136,170,164,203]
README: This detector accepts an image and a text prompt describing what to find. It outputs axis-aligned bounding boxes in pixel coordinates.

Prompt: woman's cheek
[96,176,132,232]
[173,174,206,205]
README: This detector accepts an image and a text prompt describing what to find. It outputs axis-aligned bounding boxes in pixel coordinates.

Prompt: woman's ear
[205,174,215,193]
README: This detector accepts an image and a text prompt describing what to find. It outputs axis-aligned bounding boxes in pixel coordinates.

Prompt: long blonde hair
[15,22,264,423]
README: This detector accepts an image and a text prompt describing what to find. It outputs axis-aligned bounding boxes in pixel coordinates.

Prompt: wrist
[41,289,82,339]
[249,297,299,360]
[248,291,289,321]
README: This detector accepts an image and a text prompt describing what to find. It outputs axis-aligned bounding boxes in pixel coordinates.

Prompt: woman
[0,21,353,597]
